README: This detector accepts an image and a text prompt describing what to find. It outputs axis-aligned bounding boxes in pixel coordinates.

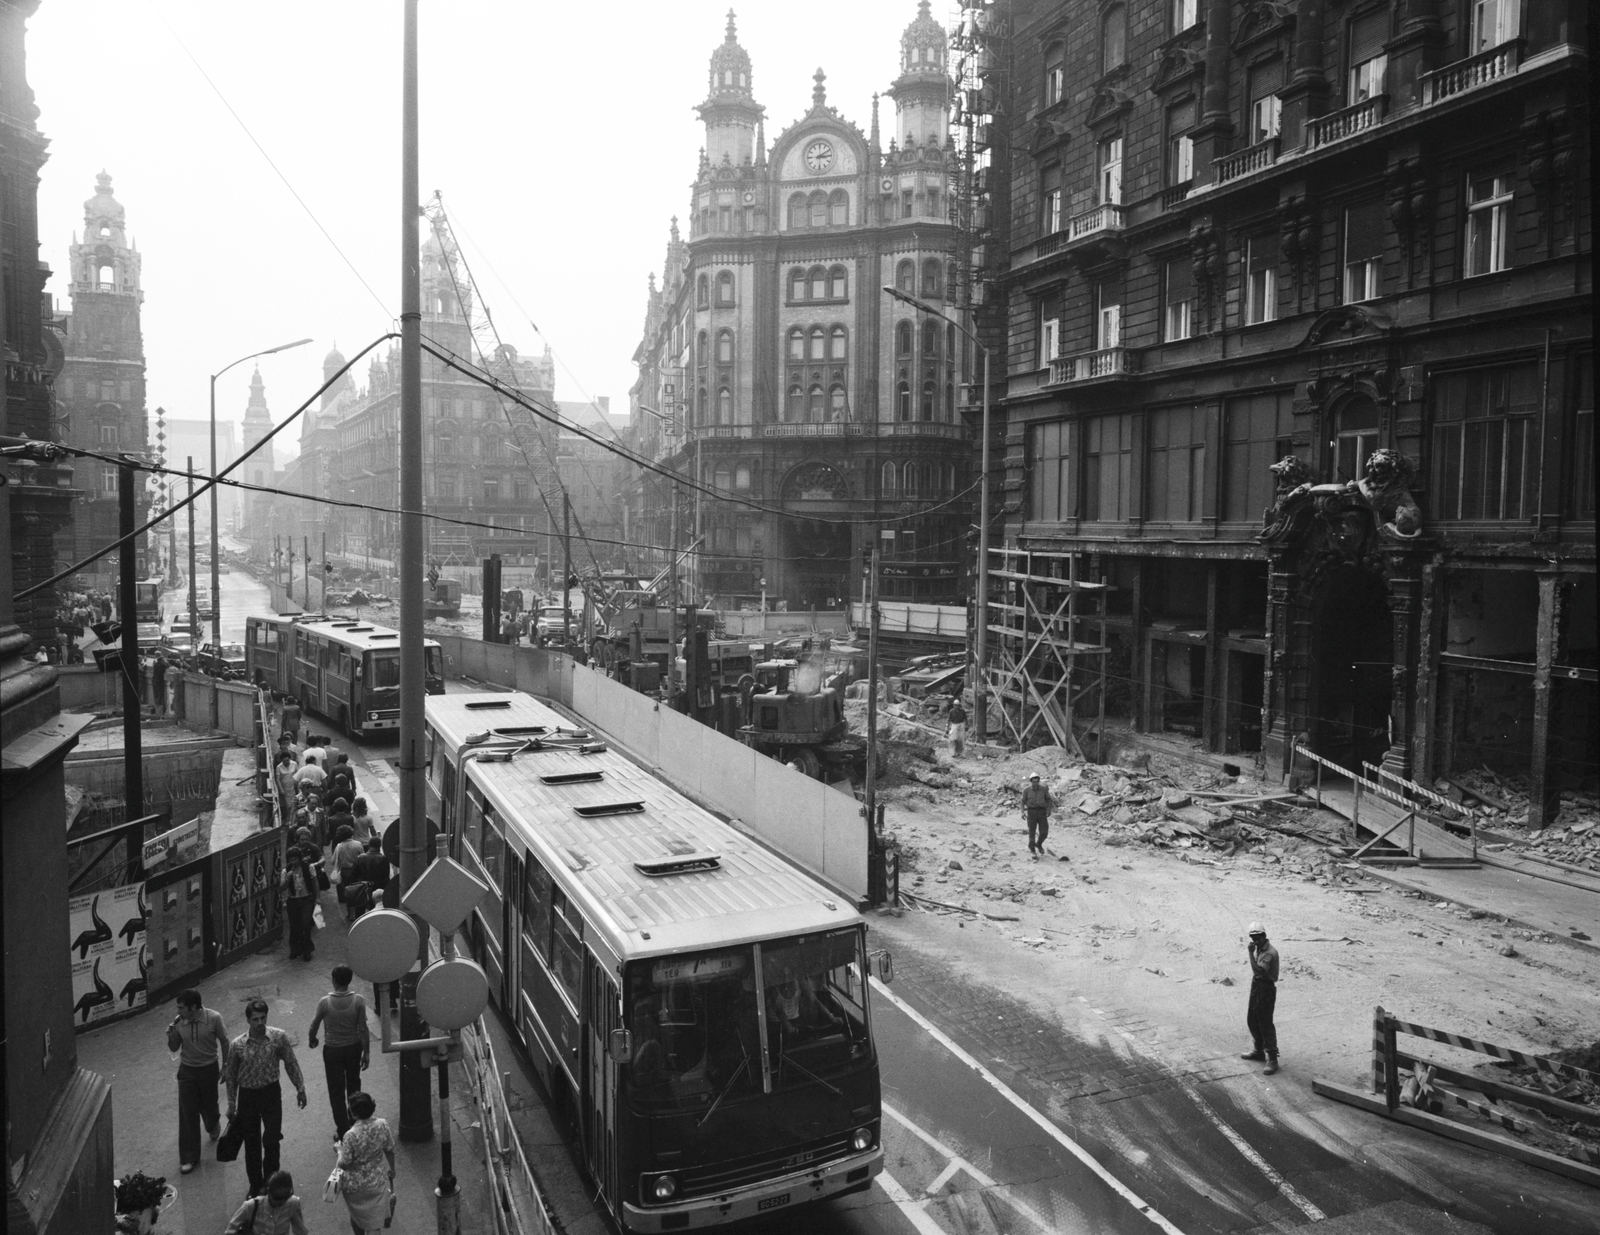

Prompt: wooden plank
[1312,1078,1600,1188]
[987,567,1110,590]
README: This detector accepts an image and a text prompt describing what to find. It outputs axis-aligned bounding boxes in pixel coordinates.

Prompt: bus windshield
[368,653,400,689]
[626,929,870,1114]
[426,647,442,679]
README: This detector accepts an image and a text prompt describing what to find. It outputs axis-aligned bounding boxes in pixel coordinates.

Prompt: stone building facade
[54,173,149,589]
[631,5,974,610]
[978,0,1591,822]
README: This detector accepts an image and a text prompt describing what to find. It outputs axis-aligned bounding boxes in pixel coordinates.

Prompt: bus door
[503,851,524,1027]
[583,953,620,1208]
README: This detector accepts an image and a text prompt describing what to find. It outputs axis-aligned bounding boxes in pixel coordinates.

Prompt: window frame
[1245,235,1279,326]
[1163,257,1194,342]
[1464,170,1513,278]
[1101,4,1127,74]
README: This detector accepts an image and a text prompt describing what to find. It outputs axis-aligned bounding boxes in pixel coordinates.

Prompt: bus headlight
[649,1174,678,1202]
[851,1126,874,1152]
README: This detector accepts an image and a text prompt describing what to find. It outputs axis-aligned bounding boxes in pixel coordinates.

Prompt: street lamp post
[882,286,991,743]
[210,337,312,651]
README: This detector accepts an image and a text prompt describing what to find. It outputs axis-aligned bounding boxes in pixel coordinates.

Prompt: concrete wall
[171,672,258,740]
[433,635,868,899]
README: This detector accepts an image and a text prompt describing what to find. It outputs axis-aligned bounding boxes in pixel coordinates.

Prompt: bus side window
[462,792,484,860]
[442,764,457,832]
[481,812,504,888]
[424,729,436,783]
[522,857,552,962]
[550,888,583,1004]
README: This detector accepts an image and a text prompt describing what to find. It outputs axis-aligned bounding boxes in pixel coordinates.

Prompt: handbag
[317,866,331,891]
[322,1161,345,1203]
[216,1114,244,1162]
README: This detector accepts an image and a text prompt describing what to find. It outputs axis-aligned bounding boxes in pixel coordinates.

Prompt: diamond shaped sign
[401,855,490,935]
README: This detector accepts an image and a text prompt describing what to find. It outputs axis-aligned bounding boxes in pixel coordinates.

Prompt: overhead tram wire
[15,335,398,601]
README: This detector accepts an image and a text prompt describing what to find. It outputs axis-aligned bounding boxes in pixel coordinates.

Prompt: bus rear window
[368,653,400,689]
[426,647,443,678]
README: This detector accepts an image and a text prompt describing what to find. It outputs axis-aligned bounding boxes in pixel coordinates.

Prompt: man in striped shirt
[225,999,308,1197]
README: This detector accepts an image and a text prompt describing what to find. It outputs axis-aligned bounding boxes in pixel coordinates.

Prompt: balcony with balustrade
[761,421,867,438]
[1214,138,1279,186]
[1011,203,1127,273]
[1420,40,1522,105]
[1307,95,1387,149]
[1049,347,1139,386]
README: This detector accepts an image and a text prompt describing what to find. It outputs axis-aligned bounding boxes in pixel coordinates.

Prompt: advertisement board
[69,882,148,1026]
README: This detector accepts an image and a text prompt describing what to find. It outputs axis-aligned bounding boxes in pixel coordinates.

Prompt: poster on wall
[213,831,285,966]
[145,870,206,996]
[69,882,148,1027]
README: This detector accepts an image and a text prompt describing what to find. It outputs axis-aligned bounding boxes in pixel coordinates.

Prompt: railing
[459,1012,556,1235]
[1420,40,1522,105]
[1307,95,1387,149]
[1067,203,1126,241]
[882,422,967,438]
[1214,137,1279,184]
[687,424,754,439]
[1161,181,1193,209]
[762,422,864,437]
[1050,347,1137,384]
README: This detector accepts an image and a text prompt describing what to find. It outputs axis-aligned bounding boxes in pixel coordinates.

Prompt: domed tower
[887,0,949,149]
[420,232,473,356]
[320,343,352,412]
[240,366,276,488]
[695,10,764,168]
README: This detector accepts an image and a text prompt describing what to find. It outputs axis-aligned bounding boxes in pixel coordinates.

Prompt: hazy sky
[28,1,925,461]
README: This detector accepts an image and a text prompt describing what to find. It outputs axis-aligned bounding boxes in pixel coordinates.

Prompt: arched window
[896,321,913,355]
[808,384,825,421]
[829,266,847,299]
[788,328,805,361]
[483,433,501,459]
[809,265,827,299]
[897,380,912,420]
[922,320,939,357]
[716,329,734,364]
[945,463,957,493]
[903,462,918,495]
[947,322,957,361]
[789,267,806,300]
[922,257,943,298]
[1101,4,1127,73]
[882,462,898,495]
[735,463,751,490]
[697,330,708,366]
[696,274,709,308]
[829,385,847,419]
[830,325,848,360]
[438,437,455,457]
[809,327,826,360]
[788,193,807,228]
[697,387,708,423]
[896,259,915,293]
[717,387,732,423]
[921,379,936,420]
[716,271,735,305]
[714,465,732,491]
[945,381,955,419]
[808,191,828,228]
[828,189,849,226]
[787,384,805,420]
[920,463,934,495]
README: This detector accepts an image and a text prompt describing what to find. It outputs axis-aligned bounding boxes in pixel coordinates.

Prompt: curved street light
[882,286,991,743]
[209,338,313,651]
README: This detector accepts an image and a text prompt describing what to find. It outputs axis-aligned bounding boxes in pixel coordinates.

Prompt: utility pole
[321,532,328,610]
[862,541,881,844]
[118,462,144,828]
[693,436,702,606]
[667,474,679,696]
[187,458,198,651]
[562,491,571,645]
[395,0,436,1157]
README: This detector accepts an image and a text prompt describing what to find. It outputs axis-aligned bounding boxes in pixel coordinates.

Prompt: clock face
[804,139,835,173]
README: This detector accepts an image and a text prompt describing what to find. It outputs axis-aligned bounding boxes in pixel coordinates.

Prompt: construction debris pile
[1442,767,1600,872]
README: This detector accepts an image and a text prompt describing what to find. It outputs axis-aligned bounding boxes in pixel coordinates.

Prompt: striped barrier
[1372,1005,1597,1109]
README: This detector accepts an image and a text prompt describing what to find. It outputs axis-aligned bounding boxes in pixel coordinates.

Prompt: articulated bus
[424,691,885,1231]
[246,614,444,739]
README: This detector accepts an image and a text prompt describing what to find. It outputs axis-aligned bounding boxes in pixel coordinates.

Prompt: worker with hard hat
[1241,921,1281,1075]
[1021,772,1053,859]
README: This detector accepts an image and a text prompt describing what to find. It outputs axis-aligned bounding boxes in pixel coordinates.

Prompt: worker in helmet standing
[1241,922,1280,1075]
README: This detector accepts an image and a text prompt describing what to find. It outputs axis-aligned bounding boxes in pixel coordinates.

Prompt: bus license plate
[757,1194,791,1212]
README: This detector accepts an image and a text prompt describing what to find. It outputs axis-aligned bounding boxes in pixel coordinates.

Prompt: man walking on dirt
[1021,772,1052,858]
[1241,922,1280,1074]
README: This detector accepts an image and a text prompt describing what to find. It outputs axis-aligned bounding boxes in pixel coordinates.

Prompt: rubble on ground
[1441,767,1600,872]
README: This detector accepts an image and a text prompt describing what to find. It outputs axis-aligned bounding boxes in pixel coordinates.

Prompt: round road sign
[415,956,490,1030]
[346,909,420,984]
[382,818,441,870]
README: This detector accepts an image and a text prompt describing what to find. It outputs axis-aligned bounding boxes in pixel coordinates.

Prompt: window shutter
[1166,257,1194,301]
[1169,99,1196,135]
[1350,9,1388,64]
[1248,233,1280,273]
[1345,200,1385,263]
[1250,58,1284,100]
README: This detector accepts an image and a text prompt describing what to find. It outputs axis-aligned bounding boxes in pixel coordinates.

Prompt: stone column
[1386,0,1445,112]
[1528,570,1570,829]
[1261,557,1298,778]
[1279,0,1330,151]
[1381,556,1422,778]
[1189,0,1235,187]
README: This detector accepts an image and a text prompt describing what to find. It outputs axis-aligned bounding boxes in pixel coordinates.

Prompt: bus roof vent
[540,770,603,785]
[463,700,512,711]
[347,625,375,632]
[574,800,644,818]
[633,853,721,877]
[492,725,548,736]
[369,633,399,640]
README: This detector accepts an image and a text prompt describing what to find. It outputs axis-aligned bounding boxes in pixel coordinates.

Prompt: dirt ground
[853,701,1600,1164]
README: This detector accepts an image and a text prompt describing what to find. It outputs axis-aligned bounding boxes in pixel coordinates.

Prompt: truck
[424,576,462,618]
[737,683,871,782]
[134,579,163,625]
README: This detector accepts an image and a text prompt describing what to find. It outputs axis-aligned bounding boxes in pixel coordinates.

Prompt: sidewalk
[77,885,492,1235]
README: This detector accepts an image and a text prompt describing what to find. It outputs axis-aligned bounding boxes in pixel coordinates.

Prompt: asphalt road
[222,565,1596,1235]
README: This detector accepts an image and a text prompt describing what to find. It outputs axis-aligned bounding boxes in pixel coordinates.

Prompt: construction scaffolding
[984,547,1112,757]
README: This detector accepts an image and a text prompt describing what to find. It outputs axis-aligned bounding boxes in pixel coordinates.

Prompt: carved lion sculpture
[1358,447,1423,538]
[1258,455,1316,543]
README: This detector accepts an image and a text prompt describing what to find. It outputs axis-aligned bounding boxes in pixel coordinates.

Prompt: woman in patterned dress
[336,1091,396,1234]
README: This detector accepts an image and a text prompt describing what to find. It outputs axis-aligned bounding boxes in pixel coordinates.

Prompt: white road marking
[1079,998,1326,1223]
[876,1166,950,1235]
[883,1102,1058,1233]
[925,1160,964,1196]
[871,979,1187,1235]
